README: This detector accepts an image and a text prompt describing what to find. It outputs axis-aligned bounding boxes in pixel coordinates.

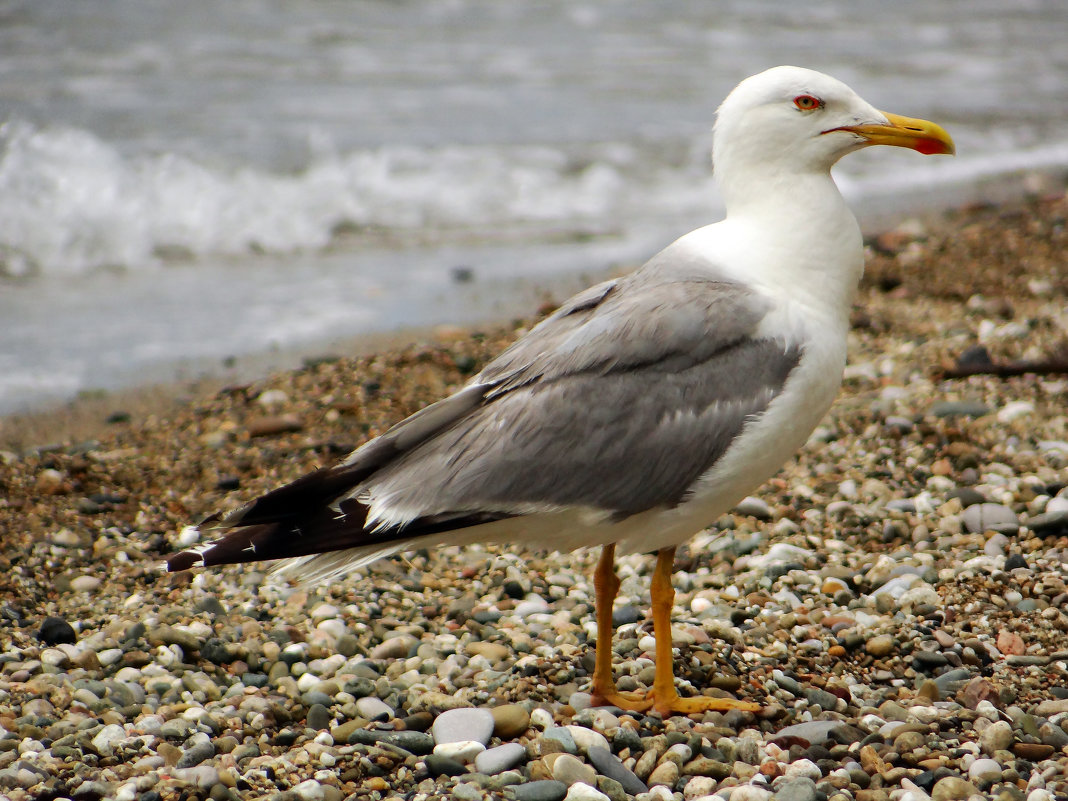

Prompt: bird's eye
[794,94,822,111]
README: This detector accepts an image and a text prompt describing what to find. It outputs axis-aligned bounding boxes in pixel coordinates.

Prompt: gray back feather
[357,269,801,518]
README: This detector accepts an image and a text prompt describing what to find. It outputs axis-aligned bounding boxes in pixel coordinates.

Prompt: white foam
[0,120,704,278]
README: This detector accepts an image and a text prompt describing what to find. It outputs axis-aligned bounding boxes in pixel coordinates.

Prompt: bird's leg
[589,543,652,711]
[646,546,760,716]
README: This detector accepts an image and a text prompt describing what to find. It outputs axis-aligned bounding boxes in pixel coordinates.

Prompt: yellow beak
[828,111,956,155]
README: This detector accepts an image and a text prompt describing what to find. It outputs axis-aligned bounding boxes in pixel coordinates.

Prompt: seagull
[167,66,953,716]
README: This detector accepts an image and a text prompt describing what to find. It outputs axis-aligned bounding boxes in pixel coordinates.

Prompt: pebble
[433,707,496,746]
[564,783,610,801]
[550,753,597,786]
[476,743,528,775]
[434,739,486,763]
[961,503,1019,534]
[968,757,1002,782]
[979,720,1014,754]
[931,776,978,800]
[587,747,648,795]
[355,696,393,721]
[513,780,569,801]
[492,704,532,738]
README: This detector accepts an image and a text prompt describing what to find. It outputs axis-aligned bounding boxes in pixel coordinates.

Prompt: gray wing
[358,270,802,519]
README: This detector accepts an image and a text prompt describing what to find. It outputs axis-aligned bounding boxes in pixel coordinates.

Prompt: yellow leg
[647,546,760,716]
[589,544,653,711]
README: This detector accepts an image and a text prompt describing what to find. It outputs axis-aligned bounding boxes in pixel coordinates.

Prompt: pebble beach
[0,193,1067,801]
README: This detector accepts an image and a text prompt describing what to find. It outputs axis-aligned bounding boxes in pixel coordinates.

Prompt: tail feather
[204,462,375,529]
[167,491,515,573]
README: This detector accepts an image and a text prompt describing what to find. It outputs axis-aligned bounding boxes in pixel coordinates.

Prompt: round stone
[491,704,531,738]
[433,707,495,746]
[551,753,597,786]
[961,503,1018,534]
[979,720,1014,754]
[968,758,1002,783]
[563,783,610,801]
[931,776,978,801]
[475,742,527,775]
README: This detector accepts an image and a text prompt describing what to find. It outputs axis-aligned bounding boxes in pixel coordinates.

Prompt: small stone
[996,630,1026,656]
[552,753,598,786]
[775,778,819,801]
[735,496,773,520]
[564,783,610,801]
[434,740,486,763]
[1005,553,1029,570]
[646,761,679,787]
[476,743,528,775]
[512,780,569,801]
[90,724,126,756]
[929,400,990,419]
[306,704,331,730]
[587,747,648,795]
[177,742,216,769]
[865,635,895,657]
[433,707,495,746]
[69,575,102,592]
[961,503,1018,534]
[931,776,978,801]
[979,720,1014,754]
[38,616,77,645]
[246,415,303,437]
[564,725,609,756]
[541,727,578,755]
[729,788,772,801]
[425,753,468,777]
[355,696,393,721]
[370,635,416,660]
[492,704,531,738]
[1013,742,1054,760]
[968,758,1002,783]
[467,641,510,661]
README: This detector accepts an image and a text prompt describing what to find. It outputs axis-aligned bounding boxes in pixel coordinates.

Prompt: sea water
[2,0,1066,413]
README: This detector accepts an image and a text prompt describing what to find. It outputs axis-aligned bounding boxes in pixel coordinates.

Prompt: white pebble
[434,740,486,763]
[177,525,201,546]
[257,389,289,408]
[565,783,610,801]
[531,707,554,730]
[998,400,1035,423]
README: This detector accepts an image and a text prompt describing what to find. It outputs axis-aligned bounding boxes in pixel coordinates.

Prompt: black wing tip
[166,550,204,572]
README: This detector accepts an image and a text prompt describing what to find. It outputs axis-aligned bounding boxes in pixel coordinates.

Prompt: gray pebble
[176,742,215,769]
[774,777,819,801]
[735,496,773,520]
[433,707,495,746]
[511,780,568,801]
[1027,509,1068,534]
[355,696,393,721]
[348,729,434,754]
[961,503,1018,534]
[475,743,527,775]
[541,726,578,755]
[929,400,990,418]
[306,703,331,730]
[587,747,648,795]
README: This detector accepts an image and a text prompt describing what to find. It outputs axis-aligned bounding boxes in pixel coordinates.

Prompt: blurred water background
[2,0,1067,413]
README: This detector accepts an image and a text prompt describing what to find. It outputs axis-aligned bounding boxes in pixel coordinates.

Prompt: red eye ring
[794,94,822,111]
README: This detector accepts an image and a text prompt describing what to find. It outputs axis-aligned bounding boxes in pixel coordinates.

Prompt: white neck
[715,168,864,319]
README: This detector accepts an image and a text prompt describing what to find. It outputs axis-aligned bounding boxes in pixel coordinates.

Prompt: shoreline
[2,188,1064,453]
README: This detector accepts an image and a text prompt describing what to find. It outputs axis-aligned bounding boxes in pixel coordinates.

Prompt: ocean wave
[3,118,1067,280]
[0,119,712,278]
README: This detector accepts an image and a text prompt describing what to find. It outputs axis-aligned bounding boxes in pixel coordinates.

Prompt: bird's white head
[713,66,954,188]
